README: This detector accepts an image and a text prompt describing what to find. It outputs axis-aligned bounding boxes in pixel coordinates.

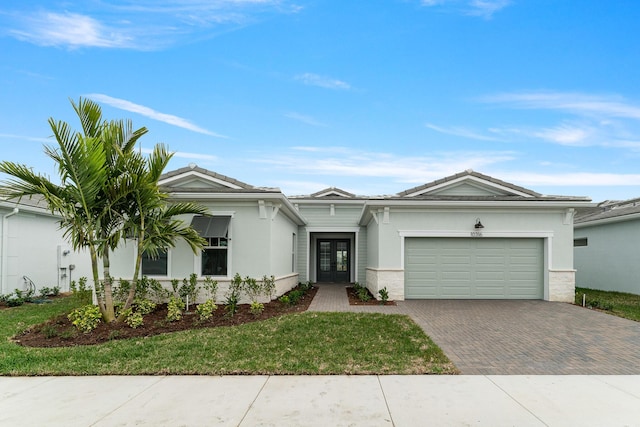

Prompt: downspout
[1,208,19,295]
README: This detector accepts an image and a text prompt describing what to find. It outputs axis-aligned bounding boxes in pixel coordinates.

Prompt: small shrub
[298,281,314,292]
[15,288,35,303]
[59,329,76,340]
[125,310,144,329]
[167,296,184,322]
[133,298,156,315]
[41,324,59,339]
[378,287,389,305]
[0,294,8,303]
[179,273,200,310]
[262,275,276,300]
[6,297,25,307]
[288,289,304,305]
[39,287,52,298]
[278,295,290,305]
[71,277,92,305]
[202,277,218,302]
[68,305,102,333]
[357,287,371,302]
[196,299,217,321]
[225,273,243,317]
[250,301,264,316]
[51,286,61,296]
[587,299,614,311]
[353,282,363,292]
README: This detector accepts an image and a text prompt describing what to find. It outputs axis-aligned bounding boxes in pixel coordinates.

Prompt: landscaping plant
[68,305,102,333]
[378,287,389,305]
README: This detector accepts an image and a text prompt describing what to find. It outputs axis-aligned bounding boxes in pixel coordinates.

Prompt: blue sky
[2,1,640,202]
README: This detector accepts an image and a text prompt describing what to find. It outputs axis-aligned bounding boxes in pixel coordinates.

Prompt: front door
[317,239,350,282]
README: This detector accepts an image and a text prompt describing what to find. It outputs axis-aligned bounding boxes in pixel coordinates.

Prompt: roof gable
[158,165,254,191]
[398,170,541,198]
[310,187,355,198]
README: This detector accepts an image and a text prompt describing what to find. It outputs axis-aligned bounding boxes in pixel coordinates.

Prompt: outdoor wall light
[474,218,484,229]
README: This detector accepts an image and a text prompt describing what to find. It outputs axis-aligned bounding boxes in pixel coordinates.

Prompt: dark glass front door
[317,239,350,282]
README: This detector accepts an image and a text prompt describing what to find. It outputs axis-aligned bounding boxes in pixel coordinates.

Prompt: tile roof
[159,165,256,190]
[397,170,543,198]
[575,198,640,224]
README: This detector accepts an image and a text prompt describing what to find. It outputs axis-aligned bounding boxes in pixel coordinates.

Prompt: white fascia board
[574,212,640,228]
[398,230,554,238]
[169,192,307,225]
[290,199,367,205]
[159,171,243,189]
[364,199,592,209]
[0,201,56,217]
[305,226,361,233]
[405,175,533,198]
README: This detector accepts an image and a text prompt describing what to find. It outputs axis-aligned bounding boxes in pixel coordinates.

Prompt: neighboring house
[574,198,640,295]
[0,196,92,296]
[104,165,590,303]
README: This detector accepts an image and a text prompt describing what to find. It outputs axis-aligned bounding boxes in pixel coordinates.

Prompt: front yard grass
[0,296,457,375]
[575,287,640,322]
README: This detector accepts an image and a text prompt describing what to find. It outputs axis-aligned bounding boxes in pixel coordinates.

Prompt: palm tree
[116,144,207,320]
[0,98,207,322]
[0,100,112,317]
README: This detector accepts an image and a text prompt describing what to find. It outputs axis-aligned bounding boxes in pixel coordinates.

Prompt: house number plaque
[470,231,483,237]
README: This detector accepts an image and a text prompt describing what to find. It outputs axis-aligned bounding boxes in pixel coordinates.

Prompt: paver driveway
[398,300,640,374]
[309,285,640,374]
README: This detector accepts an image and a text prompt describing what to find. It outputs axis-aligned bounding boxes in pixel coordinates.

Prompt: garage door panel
[405,238,543,299]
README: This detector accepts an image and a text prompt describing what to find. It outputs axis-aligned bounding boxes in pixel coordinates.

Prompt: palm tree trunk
[119,233,144,321]
[101,253,116,322]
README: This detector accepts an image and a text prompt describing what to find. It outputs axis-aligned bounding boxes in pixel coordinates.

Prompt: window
[191,215,231,276]
[141,250,168,276]
[292,233,297,273]
[202,237,228,276]
[574,238,588,247]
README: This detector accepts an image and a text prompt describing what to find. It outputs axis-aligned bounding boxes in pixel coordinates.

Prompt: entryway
[316,239,350,282]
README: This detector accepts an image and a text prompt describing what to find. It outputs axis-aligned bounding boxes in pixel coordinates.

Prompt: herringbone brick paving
[309,283,640,375]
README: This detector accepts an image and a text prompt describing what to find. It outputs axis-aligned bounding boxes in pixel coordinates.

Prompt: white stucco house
[574,198,640,295]
[110,166,590,303]
[0,196,92,296]
[1,166,591,302]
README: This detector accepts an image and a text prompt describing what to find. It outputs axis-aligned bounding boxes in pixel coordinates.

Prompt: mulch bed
[346,287,396,306]
[14,286,317,348]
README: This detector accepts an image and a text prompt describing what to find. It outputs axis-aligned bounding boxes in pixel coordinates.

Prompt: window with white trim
[191,215,231,276]
[141,250,168,276]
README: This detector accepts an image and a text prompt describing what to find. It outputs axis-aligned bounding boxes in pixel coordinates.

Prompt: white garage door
[405,238,543,299]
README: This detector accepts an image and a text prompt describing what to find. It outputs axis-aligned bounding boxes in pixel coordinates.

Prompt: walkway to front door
[316,239,349,282]
[308,284,640,375]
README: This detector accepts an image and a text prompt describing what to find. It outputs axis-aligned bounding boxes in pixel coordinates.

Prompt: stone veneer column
[548,269,576,302]
[366,268,405,301]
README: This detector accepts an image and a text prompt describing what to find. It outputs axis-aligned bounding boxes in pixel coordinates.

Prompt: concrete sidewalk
[1,375,639,426]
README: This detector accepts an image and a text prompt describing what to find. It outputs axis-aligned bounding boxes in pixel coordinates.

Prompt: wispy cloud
[7,11,133,49]
[480,91,640,149]
[87,93,227,137]
[481,91,640,119]
[252,146,516,184]
[0,133,51,144]
[284,112,328,127]
[3,1,301,50]
[421,0,511,19]
[295,73,351,90]
[425,123,501,141]
[501,171,640,187]
[466,0,511,18]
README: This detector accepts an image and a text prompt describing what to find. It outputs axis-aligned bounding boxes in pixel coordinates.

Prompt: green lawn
[575,287,640,322]
[0,297,457,375]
